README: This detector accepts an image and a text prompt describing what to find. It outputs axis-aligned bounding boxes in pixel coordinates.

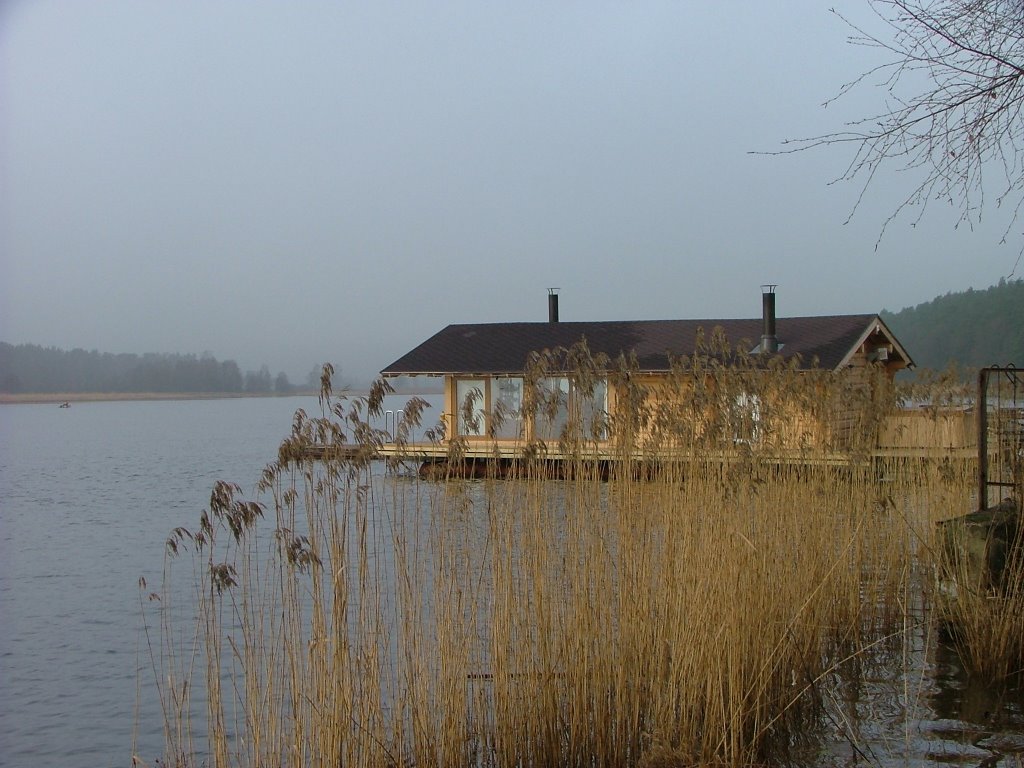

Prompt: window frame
[533,376,609,443]
[452,376,526,439]
[451,375,609,442]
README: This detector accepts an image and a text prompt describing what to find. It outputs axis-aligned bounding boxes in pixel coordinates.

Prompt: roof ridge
[444,313,879,327]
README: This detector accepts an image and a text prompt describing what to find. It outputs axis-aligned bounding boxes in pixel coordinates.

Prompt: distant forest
[0,344,299,394]
[881,278,1024,371]
[3,280,1020,393]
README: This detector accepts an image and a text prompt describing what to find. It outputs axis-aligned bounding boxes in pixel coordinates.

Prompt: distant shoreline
[0,391,320,405]
[0,387,440,405]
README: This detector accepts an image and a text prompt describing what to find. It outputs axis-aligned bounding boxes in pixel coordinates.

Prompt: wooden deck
[296,439,980,470]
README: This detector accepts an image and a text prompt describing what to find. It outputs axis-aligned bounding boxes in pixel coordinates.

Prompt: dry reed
[141,346,1019,767]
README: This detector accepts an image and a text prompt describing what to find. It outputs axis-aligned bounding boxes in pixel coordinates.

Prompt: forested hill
[0,343,295,394]
[881,278,1024,371]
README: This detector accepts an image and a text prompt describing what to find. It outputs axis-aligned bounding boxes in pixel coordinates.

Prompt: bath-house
[379,289,915,461]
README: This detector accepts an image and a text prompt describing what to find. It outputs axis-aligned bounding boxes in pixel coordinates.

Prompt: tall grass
[935,494,1024,681]
[142,347,1016,767]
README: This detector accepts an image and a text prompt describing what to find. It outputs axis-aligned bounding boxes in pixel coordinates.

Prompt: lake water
[0,393,436,768]
[1,395,1022,767]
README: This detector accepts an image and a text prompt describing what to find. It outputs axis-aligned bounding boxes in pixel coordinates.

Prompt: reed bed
[142,349,1018,768]
[934,487,1024,682]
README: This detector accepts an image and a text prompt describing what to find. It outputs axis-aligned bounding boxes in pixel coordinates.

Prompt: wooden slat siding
[826,344,907,453]
[829,349,868,448]
[608,376,843,455]
[877,410,976,450]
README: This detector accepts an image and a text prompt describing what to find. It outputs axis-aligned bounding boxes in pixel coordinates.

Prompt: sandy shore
[0,391,318,405]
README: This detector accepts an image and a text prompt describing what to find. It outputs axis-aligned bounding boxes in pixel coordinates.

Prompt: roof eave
[380,371,448,378]
[834,315,915,370]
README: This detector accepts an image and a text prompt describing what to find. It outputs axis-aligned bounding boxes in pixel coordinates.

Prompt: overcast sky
[1,1,1018,382]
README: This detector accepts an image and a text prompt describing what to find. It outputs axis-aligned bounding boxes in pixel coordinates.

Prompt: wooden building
[379,290,917,463]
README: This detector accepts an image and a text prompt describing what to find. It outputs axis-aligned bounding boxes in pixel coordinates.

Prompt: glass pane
[731,392,761,444]
[492,377,523,439]
[456,379,485,436]
[580,379,608,440]
[536,377,570,441]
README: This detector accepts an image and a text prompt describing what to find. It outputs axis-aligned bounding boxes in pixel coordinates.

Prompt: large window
[454,377,524,438]
[456,379,486,436]
[454,376,607,441]
[492,377,523,439]
[534,377,608,442]
[535,377,570,440]
[581,379,608,440]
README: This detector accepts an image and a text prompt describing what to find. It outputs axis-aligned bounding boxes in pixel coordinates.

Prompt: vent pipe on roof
[761,284,778,354]
[548,288,559,323]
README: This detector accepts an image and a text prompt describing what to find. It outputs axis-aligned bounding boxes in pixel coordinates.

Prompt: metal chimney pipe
[548,288,559,323]
[761,284,778,353]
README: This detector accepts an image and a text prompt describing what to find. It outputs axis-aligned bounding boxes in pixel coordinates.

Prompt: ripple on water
[0,396,332,767]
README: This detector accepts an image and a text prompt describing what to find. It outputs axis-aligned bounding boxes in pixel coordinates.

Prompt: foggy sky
[1,1,1018,383]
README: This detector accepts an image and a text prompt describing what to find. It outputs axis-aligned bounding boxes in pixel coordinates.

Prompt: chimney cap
[547,287,560,295]
[761,284,777,294]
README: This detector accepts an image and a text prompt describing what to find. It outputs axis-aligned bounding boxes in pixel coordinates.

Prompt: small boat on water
[59,401,70,408]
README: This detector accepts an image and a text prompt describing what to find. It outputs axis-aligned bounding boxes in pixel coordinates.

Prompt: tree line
[6,276,1018,393]
[881,278,1024,372]
[0,344,296,395]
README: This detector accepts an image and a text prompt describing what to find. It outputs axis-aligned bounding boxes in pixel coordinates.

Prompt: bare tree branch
[772,0,1024,266]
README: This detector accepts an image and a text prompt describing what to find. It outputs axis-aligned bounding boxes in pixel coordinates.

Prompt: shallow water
[791,612,1024,766]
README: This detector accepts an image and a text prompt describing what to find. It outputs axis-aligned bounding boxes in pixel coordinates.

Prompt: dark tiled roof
[380,315,886,375]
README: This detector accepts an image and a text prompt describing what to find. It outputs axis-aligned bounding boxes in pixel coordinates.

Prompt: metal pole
[978,367,989,511]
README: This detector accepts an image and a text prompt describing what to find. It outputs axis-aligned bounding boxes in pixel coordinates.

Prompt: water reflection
[925,639,1024,762]
[788,598,1024,767]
